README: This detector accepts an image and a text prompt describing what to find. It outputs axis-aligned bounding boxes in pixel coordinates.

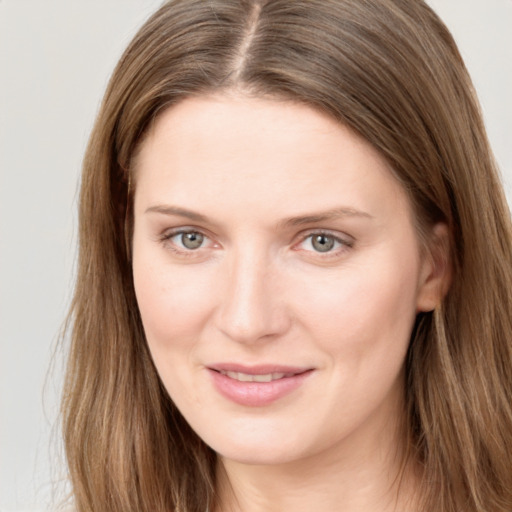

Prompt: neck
[214,388,420,512]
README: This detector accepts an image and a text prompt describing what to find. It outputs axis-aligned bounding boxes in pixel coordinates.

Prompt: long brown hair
[62,1,512,511]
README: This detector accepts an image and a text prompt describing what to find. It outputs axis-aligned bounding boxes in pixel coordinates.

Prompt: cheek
[291,249,420,367]
[133,257,218,408]
[133,253,215,352]
[284,251,421,441]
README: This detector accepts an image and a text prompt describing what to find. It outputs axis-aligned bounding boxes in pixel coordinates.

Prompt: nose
[214,246,291,345]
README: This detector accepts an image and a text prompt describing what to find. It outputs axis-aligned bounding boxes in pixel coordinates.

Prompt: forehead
[133,93,411,226]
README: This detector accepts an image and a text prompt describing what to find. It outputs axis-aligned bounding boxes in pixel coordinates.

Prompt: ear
[416,223,452,312]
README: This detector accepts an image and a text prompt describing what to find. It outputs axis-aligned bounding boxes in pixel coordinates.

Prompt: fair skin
[132,93,449,512]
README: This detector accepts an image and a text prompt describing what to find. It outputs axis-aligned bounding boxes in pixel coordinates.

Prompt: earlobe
[416,223,452,312]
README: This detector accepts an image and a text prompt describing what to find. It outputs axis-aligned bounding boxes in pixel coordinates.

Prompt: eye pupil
[181,232,204,249]
[312,234,335,252]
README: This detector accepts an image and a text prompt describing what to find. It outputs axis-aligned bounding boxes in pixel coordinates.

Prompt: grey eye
[180,232,204,249]
[311,234,336,252]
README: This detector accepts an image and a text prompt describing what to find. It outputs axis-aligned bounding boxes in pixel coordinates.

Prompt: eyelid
[159,227,218,255]
[160,224,213,240]
[157,226,354,259]
[294,229,354,254]
[298,227,354,243]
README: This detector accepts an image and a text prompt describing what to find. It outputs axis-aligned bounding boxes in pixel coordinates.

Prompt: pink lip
[209,363,310,374]
[207,363,313,407]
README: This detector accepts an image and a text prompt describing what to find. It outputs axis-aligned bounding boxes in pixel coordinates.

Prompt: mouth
[216,370,300,382]
[207,364,313,406]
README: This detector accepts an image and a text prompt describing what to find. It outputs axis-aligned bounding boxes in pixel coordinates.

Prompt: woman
[61,1,512,511]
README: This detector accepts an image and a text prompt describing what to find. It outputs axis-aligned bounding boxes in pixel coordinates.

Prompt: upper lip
[207,363,312,375]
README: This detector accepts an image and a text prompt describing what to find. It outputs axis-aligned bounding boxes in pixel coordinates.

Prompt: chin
[216,443,303,467]
[195,417,320,467]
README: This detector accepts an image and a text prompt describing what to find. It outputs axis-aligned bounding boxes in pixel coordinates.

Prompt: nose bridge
[216,242,288,343]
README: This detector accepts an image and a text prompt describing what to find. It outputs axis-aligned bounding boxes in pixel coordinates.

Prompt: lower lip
[208,369,313,407]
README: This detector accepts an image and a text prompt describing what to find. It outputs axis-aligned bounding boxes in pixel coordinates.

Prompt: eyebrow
[145,205,209,222]
[278,207,373,228]
[145,204,373,227]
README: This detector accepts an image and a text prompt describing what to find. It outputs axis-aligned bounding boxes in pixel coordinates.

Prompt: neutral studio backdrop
[0,1,511,510]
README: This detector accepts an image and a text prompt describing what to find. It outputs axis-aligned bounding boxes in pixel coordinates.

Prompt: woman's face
[132,94,443,466]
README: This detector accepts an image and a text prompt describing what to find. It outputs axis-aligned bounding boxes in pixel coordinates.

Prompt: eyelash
[158,228,354,259]
[295,230,354,257]
[159,229,215,257]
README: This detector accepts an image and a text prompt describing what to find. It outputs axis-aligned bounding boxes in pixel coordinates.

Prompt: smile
[219,370,295,382]
[208,365,313,406]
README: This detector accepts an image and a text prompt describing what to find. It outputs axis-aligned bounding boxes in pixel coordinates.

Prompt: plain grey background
[0,1,511,510]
